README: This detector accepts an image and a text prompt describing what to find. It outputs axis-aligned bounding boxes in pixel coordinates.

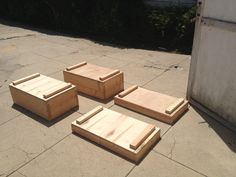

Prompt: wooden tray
[71,106,160,162]
[9,73,78,120]
[114,85,188,124]
[63,61,124,99]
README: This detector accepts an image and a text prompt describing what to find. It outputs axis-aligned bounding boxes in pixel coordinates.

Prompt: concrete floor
[0,22,236,177]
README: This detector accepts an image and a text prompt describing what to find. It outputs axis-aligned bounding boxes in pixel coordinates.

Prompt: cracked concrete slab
[0,111,81,176]
[50,52,98,65]
[0,64,66,94]
[0,91,21,125]
[120,62,164,86]
[8,171,25,177]
[143,61,190,98]
[89,55,131,69]
[155,107,236,177]
[33,44,78,59]
[127,151,204,177]
[17,134,134,177]
[0,53,63,93]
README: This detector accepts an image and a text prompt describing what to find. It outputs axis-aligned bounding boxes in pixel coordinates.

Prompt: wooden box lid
[114,85,188,124]
[72,106,160,162]
[10,73,75,101]
[64,61,121,81]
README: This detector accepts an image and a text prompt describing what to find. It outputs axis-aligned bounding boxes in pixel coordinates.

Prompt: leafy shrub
[0,0,196,53]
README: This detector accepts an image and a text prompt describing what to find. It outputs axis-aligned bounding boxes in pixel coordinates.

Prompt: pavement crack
[18,171,28,177]
[13,146,37,160]
[168,137,176,159]
[143,64,170,71]
[0,34,35,41]
[125,165,136,177]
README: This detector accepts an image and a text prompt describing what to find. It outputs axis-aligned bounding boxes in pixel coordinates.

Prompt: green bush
[0,0,196,53]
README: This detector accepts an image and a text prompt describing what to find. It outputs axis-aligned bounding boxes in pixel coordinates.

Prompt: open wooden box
[114,85,188,124]
[63,61,124,99]
[72,106,160,162]
[9,73,78,120]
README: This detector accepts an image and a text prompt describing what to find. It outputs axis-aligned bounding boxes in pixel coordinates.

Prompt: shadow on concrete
[12,104,79,127]
[72,132,161,165]
[192,106,236,153]
[0,19,190,53]
[78,92,114,104]
[0,19,128,50]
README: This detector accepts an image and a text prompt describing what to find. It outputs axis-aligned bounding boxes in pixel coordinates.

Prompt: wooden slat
[66,61,87,71]
[130,124,155,150]
[76,105,103,125]
[99,69,120,81]
[43,83,72,99]
[12,73,40,85]
[165,98,184,114]
[118,85,138,98]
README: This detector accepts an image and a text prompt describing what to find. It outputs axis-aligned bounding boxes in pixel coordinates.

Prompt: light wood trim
[43,83,72,99]
[99,69,120,81]
[118,85,138,98]
[12,73,40,85]
[130,124,155,150]
[66,61,87,71]
[165,98,184,114]
[76,106,103,125]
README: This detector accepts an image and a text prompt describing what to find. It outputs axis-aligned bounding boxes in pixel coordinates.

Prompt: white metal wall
[187,0,236,130]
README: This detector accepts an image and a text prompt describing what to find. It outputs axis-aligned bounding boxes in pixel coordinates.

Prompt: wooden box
[72,106,160,162]
[9,73,78,120]
[63,61,124,99]
[114,85,188,124]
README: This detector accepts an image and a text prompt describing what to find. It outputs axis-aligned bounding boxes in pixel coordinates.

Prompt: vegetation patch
[0,0,196,53]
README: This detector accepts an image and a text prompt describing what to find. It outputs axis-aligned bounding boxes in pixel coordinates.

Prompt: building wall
[188,0,236,129]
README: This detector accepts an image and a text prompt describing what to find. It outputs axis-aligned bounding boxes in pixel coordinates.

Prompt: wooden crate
[114,85,188,124]
[71,106,160,162]
[63,61,124,99]
[9,73,79,120]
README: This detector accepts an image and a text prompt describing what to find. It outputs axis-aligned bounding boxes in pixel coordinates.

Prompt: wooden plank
[114,86,188,124]
[71,107,161,162]
[130,124,155,150]
[118,85,138,98]
[12,73,40,85]
[165,98,184,114]
[66,61,87,71]
[43,83,72,99]
[99,69,120,81]
[76,106,103,124]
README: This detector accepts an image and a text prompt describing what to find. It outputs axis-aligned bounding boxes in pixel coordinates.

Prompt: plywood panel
[114,86,188,124]
[72,106,161,162]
